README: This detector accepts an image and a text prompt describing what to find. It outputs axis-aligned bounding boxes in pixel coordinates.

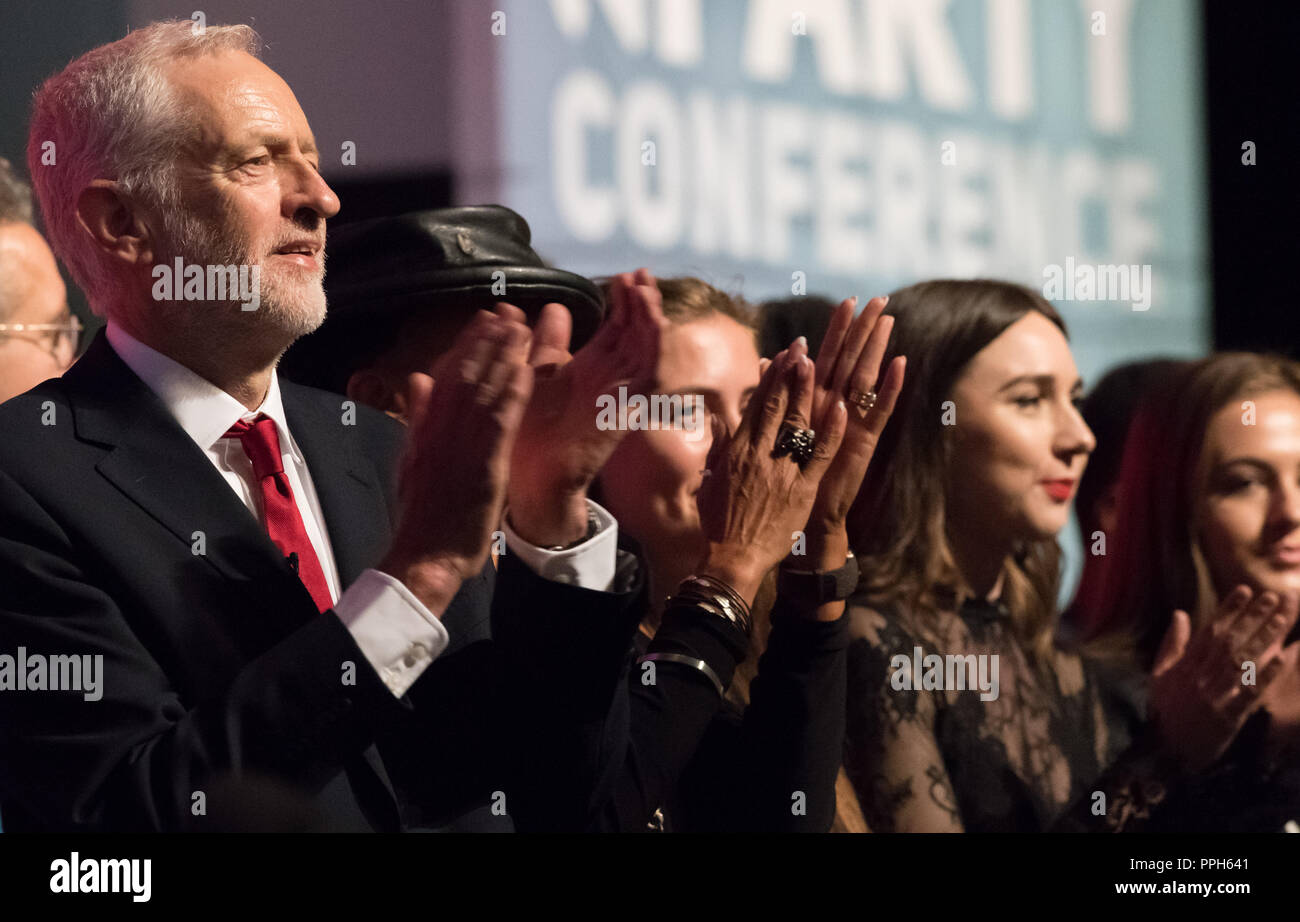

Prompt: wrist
[776,547,858,620]
[506,486,591,548]
[789,527,850,571]
[697,544,762,605]
[377,553,465,616]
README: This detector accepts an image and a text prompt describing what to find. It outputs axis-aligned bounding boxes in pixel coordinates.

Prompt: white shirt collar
[105,322,299,456]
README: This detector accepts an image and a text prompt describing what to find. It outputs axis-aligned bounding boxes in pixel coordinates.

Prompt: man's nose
[282,158,339,221]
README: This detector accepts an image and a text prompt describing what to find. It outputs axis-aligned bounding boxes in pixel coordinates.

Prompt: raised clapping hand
[694,343,848,605]
[505,268,666,547]
[799,295,906,558]
[378,309,534,613]
[1147,586,1300,773]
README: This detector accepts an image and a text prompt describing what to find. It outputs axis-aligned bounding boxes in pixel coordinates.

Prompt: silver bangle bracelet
[667,574,754,637]
[636,652,726,698]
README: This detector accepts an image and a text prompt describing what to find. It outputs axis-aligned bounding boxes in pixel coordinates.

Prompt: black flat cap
[280,205,604,394]
[324,204,603,345]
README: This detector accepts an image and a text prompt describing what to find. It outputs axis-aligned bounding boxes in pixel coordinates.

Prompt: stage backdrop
[488,0,1207,377]
[480,0,1208,596]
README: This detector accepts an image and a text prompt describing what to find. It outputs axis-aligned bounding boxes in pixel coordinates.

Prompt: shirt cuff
[333,568,450,698]
[500,498,618,592]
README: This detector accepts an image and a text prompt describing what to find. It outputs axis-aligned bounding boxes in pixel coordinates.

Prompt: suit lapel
[69,333,313,628]
[280,382,394,588]
[66,331,402,825]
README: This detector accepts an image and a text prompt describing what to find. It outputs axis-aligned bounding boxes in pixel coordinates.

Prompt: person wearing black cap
[280,204,604,406]
[282,204,652,646]
[282,205,635,601]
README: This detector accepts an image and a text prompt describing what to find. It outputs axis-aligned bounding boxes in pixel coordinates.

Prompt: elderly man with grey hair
[0,20,665,832]
[0,156,76,402]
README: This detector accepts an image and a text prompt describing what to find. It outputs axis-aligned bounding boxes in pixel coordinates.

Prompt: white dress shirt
[105,323,617,698]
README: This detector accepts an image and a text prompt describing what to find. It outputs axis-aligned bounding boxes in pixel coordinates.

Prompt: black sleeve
[1048,711,1291,833]
[677,607,850,832]
[1049,730,1191,832]
[0,468,410,832]
[483,542,649,832]
[575,586,762,833]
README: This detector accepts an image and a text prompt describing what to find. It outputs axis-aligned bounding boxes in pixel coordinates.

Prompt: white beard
[155,200,328,343]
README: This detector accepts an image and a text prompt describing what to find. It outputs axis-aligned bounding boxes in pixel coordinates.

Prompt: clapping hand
[379,309,534,612]
[695,343,848,604]
[1148,586,1300,773]
[505,269,666,547]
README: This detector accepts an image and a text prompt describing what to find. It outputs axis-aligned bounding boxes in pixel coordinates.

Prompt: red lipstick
[1042,479,1075,502]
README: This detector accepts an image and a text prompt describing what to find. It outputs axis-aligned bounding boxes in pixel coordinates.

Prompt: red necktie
[224,414,334,613]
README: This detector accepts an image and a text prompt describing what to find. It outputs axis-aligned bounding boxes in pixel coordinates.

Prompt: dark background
[1203,1,1300,354]
[1,0,1296,354]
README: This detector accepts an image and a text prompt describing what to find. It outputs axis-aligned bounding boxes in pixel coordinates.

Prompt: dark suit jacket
[0,330,645,832]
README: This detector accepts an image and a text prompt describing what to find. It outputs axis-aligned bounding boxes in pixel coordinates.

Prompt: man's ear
[347,368,402,417]
[75,179,155,268]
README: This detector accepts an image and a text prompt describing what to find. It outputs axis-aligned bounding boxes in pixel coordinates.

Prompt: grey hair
[0,157,33,225]
[26,20,261,317]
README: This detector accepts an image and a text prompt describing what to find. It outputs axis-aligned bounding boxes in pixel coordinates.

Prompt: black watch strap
[777,553,860,607]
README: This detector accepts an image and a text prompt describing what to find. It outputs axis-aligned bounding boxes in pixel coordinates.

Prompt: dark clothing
[846,595,1300,833]
[1053,691,1300,833]
[615,596,850,833]
[0,331,644,832]
[843,597,1137,832]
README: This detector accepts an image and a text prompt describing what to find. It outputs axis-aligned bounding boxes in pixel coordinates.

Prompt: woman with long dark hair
[842,279,1114,831]
[842,281,1298,832]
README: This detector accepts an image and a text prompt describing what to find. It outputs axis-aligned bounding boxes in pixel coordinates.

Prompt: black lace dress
[845,595,1300,832]
[843,596,1139,832]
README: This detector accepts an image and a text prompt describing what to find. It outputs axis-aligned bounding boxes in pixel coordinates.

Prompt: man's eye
[1013,395,1042,409]
[242,155,271,168]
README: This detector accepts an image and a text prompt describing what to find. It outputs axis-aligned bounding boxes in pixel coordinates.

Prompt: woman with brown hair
[843,281,1299,832]
[598,277,766,618]
[1067,352,1300,831]
[595,276,906,831]
[842,279,1124,832]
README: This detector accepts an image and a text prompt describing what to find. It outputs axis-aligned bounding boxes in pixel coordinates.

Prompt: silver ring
[847,387,878,414]
[773,424,816,466]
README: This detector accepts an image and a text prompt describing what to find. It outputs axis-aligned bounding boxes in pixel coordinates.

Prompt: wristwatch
[777,551,860,608]
[503,507,601,552]
[541,508,601,551]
